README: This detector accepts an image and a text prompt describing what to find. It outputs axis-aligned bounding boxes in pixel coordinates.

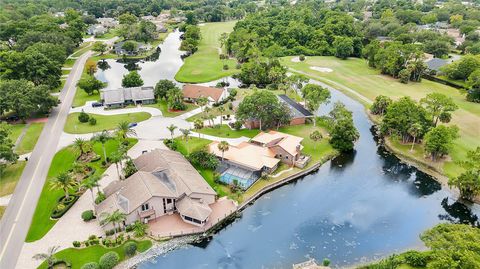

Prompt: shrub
[322,258,331,266]
[163,138,178,150]
[88,234,97,240]
[124,241,138,257]
[82,210,95,221]
[95,192,106,204]
[78,111,90,123]
[228,102,233,110]
[125,224,134,232]
[123,158,137,177]
[188,150,219,169]
[232,120,242,130]
[99,251,119,269]
[401,251,429,267]
[299,55,305,61]
[89,117,97,125]
[51,195,79,219]
[236,63,241,69]
[223,64,229,70]
[81,262,99,269]
[72,241,81,247]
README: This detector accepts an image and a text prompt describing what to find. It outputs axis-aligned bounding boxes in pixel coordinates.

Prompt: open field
[0,161,27,197]
[26,139,137,242]
[16,123,45,154]
[64,112,151,134]
[175,21,239,83]
[38,240,152,269]
[281,56,480,177]
[196,124,260,138]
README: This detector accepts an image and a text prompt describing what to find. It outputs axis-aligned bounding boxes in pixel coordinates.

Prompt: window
[285,156,289,159]
[166,198,172,204]
[141,203,149,211]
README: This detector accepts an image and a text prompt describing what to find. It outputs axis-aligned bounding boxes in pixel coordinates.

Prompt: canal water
[98,31,480,268]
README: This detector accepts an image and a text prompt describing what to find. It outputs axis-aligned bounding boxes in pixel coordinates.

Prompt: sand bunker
[310,66,333,73]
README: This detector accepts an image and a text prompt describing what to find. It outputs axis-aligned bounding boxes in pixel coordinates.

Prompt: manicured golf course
[175,21,239,83]
[281,56,480,177]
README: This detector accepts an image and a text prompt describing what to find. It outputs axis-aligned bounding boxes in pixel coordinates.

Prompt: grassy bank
[281,56,480,178]
[64,112,151,134]
[26,139,137,242]
[16,123,45,154]
[0,161,27,197]
[175,21,239,83]
[38,240,152,269]
[146,100,197,117]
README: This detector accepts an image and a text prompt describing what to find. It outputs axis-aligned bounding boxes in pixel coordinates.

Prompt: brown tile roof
[176,196,212,222]
[209,141,279,171]
[251,130,303,156]
[182,84,225,102]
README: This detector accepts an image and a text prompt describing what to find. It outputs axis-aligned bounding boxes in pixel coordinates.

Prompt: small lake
[137,84,479,268]
[97,31,480,268]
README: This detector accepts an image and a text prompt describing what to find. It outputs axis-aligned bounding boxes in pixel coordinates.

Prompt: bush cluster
[99,251,119,269]
[95,192,106,204]
[188,150,219,170]
[124,242,138,257]
[51,195,79,219]
[78,111,90,123]
[81,262,99,269]
[81,210,95,221]
[163,138,178,151]
[89,117,97,125]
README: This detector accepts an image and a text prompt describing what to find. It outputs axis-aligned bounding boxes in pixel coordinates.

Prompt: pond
[137,79,479,269]
[95,30,185,89]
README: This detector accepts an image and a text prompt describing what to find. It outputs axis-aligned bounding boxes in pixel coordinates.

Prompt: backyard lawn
[196,124,260,138]
[0,161,27,197]
[26,139,138,242]
[64,112,151,134]
[146,100,197,117]
[16,123,45,154]
[281,56,480,177]
[38,240,152,269]
[175,21,239,83]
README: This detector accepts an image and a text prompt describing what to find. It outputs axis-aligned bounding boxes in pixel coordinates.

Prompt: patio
[148,197,237,238]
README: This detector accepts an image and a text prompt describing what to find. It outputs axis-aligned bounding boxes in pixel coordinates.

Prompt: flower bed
[51,195,79,219]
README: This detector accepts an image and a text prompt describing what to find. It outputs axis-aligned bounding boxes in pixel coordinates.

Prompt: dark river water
[97,31,480,269]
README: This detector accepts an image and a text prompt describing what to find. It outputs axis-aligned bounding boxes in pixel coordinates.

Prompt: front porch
[148,197,237,238]
[295,154,310,168]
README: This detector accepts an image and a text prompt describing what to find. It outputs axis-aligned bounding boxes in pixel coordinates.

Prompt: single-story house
[209,131,309,189]
[182,84,228,104]
[425,58,448,74]
[95,149,217,229]
[87,24,107,36]
[113,41,151,56]
[100,86,155,108]
[244,94,313,129]
[97,17,118,28]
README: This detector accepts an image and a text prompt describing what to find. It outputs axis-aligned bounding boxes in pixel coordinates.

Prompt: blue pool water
[220,172,256,189]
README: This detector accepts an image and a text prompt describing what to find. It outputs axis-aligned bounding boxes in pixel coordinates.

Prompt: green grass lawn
[7,123,26,143]
[16,123,45,154]
[38,240,152,269]
[72,87,101,107]
[0,206,5,219]
[62,69,71,75]
[146,100,198,117]
[26,139,138,242]
[63,58,76,68]
[196,124,260,138]
[70,42,92,58]
[0,161,27,197]
[281,56,480,177]
[64,112,151,134]
[175,21,239,83]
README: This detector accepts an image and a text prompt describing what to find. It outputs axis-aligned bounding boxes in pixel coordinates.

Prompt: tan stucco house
[95,149,216,229]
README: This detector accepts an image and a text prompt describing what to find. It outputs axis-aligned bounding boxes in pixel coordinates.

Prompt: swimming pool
[219,172,257,189]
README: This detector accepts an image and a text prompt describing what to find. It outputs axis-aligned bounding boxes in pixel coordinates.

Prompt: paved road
[0,51,93,269]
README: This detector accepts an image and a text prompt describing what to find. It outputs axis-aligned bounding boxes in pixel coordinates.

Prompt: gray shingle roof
[425,58,448,72]
[277,94,313,118]
[101,86,154,105]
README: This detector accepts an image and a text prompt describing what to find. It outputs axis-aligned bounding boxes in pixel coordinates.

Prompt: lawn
[64,112,151,134]
[175,21,239,83]
[146,100,198,117]
[281,56,480,177]
[196,124,260,138]
[70,42,93,58]
[63,58,76,68]
[0,206,5,219]
[16,123,45,154]
[72,86,101,107]
[0,161,27,197]
[38,240,152,269]
[7,123,26,143]
[26,138,138,242]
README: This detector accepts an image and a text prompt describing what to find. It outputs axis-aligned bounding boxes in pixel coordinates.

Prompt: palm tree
[101,209,127,239]
[193,119,204,138]
[109,150,124,179]
[131,220,148,237]
[82,176,100,202]
[309,130,323,150]
[196,97,208,112]
[93,130,111,161]
[204,106,212,126]
[180,128,191,152]
[50,172,77,200]
[217,106,225,125]
[116,121,136,141]
[217,141,229,161]
[73,138,90,158]
[33,246,60,269]
[408,123,422,152]
[166,124,177,139]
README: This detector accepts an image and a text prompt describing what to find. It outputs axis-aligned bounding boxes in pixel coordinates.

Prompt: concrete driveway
[70,101,163,117]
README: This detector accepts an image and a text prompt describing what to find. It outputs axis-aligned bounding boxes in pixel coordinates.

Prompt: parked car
[91,102,103,107]
[128,122,137,128]
[5,115,19,122]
